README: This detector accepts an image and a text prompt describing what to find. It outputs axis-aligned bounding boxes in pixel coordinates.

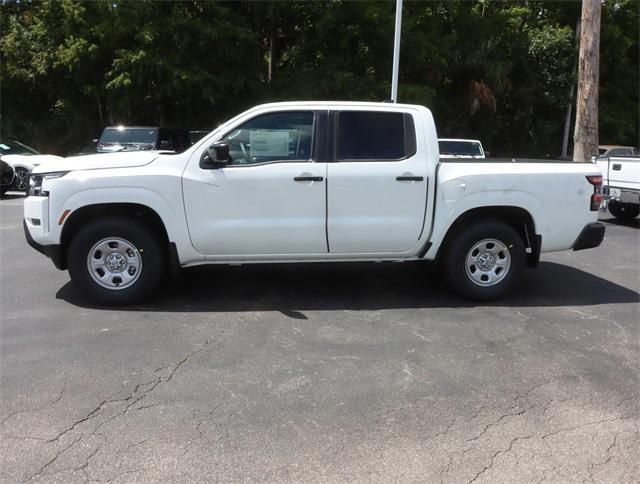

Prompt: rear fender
[425,189,543,260]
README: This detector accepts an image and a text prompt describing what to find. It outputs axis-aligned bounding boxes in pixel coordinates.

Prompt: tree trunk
[95,94,104,124]
[267,30,276,83]
[573,0,601,162]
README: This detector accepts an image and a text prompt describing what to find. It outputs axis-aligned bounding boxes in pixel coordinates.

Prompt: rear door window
[337,111,416,161]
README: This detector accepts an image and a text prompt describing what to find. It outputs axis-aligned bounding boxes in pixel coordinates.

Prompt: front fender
[52,186,203,266]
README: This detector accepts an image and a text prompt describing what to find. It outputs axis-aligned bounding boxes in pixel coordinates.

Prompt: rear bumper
[603,186,640,204]
[572,222,605,251]
[23,220,65,270]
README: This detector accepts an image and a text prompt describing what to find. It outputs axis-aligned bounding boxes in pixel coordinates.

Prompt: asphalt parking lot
[1,193,638,483]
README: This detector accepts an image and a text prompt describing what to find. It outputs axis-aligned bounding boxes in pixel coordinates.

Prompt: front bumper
[572,222,605,251]
[23,220,65,270]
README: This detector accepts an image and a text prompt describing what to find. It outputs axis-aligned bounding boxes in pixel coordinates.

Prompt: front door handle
[294,176,324,182]
[396,175,424,181]
[612,164,622,171]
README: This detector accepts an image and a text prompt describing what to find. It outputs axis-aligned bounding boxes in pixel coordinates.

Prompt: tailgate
[602,157,640,191]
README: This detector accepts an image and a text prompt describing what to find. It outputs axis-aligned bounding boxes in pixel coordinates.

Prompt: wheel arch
[59,203,172,270]
[7,161,35,170]
[436,206,540,268]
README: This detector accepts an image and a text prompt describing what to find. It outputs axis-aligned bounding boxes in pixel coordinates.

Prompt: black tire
[0,185,8,197]
[608,200,639,221]
[13,167,29,193]
[442,220,525,301]
[67,216,166,305]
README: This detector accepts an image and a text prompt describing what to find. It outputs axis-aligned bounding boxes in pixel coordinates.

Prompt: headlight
[28,172,69,197]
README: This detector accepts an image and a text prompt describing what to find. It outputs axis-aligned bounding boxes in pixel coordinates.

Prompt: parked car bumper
[604,186,640,205]
[572,222,605,251]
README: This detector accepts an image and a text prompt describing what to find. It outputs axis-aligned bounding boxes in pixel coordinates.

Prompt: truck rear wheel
[442,220,525,301]
[67,216,166,305]
[608,200,639,221]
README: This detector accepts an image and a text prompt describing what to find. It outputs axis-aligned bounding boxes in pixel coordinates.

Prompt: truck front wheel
[67,216,166,305]
[442,220,525,301]
[608,200,639,221]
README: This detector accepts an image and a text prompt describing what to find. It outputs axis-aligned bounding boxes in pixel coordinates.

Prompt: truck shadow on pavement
[56,261,639,312]
[600,216,640,229]
[0,193,26,200]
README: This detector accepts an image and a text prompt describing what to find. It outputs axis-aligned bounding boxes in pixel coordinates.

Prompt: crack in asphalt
[541,415,633,441]
[19,322,235,480]
[464,381,551,444]
[7,332,637,482]
[1,379,67,427]
[586,433,619,481]
[45,395,114,444]
[468,434,534,483]
[105,466,158,483]
[28,433,84,481]
[437,388,636,483]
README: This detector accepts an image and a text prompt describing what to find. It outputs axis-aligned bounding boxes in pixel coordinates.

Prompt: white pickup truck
[596,155,640,221]
[24,102,605,305]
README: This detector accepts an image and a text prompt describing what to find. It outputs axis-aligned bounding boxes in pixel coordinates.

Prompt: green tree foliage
[1,0,637,156]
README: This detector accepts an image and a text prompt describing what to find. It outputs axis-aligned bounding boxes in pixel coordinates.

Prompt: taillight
[586,175,603,211]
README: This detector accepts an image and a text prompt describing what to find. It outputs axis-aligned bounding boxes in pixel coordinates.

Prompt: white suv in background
[0,140,62,192]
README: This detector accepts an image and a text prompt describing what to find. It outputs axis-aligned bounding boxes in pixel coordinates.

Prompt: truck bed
[440,157,594,164]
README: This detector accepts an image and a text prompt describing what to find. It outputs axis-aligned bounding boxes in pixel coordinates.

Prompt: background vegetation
[1,0,638,156]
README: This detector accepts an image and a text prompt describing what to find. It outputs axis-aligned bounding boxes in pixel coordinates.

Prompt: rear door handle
[294,176,324,182]
[612,164,622,171]
[396,176,424,181]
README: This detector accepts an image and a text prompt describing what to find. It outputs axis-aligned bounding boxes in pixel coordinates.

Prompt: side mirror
[159,140,174,151]
[92,139,99,144]
[200,142,230,169]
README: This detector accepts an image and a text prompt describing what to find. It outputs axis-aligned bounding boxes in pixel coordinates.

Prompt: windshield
[0,140,40,156]
[439,140,483,157]
[99,128,157,145]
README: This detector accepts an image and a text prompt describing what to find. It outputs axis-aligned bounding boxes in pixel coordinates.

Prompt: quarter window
[608,148,627,156]
[221,111,314,165]
[338,111,416,161]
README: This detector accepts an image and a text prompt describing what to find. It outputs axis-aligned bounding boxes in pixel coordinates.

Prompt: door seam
[325,163,330,252]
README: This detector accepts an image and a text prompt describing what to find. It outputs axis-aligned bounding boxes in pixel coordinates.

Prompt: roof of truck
[252,101,428,110]
[103,126,183,130]
[438,138,483,144]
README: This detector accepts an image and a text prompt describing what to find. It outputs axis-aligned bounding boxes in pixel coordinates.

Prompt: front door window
[221,111,314,165]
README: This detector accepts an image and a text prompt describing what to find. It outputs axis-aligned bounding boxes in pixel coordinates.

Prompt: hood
[32,151,162,174]
[1,153,63,168]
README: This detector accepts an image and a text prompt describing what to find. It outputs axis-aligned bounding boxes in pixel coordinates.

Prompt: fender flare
[425,190,543,265]
[57,187,203,266]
